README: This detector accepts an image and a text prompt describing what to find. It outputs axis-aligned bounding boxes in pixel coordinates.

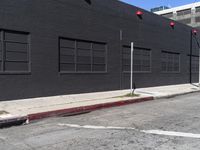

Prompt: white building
[154,2,200,29]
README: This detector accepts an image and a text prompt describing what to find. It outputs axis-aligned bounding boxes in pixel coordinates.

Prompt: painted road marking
[58,123,200,139]
[58,123,136,130]
[142,130,200,139]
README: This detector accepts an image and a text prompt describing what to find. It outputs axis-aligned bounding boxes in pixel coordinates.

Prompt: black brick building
[0,0,199,101]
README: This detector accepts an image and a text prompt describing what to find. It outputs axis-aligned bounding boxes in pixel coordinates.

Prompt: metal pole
[119,30,123,90]
[130,42,134,95]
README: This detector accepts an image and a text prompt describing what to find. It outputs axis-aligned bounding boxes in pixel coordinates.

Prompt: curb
[0,96,154,128]
[27,96,154,122]
[0,116,27,128]
[1,89,200,128]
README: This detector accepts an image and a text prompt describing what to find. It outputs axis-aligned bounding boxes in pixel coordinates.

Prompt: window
[162,13,173,18]
[161,51,180,73]
[0,30,30,73]
[177,9,191,16]
[122,45,151,73]
[178,18,191,24]
[188,55,199,73]
[195,16,200,22]
[196,6,200,13]
[59,37,107,73]
[151,6,169,13]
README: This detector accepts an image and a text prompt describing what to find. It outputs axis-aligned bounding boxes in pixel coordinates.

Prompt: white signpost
[130,42,134,95]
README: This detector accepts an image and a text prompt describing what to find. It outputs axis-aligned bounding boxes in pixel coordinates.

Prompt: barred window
[161,51,180,73]
[122,45,151,73]
[177,9,191,16]
[188,55,199,73]
[191,56,199,73]
[59,38,107,73]
[0,30,30,73]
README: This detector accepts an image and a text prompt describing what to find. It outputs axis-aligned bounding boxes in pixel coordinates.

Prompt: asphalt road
[1,92,200,150]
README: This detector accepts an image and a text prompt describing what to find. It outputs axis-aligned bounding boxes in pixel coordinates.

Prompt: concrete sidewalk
[134,83,200,98]
[0,83,199,128]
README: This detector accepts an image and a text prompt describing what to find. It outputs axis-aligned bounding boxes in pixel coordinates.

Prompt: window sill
[161,72,181,74]
[123,71,152,74]
[59,71,108,74]
[0,71,31,75]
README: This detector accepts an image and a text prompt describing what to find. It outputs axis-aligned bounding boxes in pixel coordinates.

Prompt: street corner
[0,110,28,128]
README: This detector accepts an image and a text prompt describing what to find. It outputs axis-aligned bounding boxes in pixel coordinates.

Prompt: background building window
[162,13,173,18]
[177,9,191,16]
[196,6,200,13]
[59,38,107,73]
[195,16,200,23]
[0,30,30,73]
[122,45,151,73]
[161,51,180,73]
[178,18,191,24]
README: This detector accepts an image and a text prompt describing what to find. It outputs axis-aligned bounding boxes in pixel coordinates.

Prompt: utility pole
[130,42,134,95]
[199,47,200,86]
[192,29,200,87]
[190,30,192,84]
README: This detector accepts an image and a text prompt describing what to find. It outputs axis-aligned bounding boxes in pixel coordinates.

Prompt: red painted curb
[28,96,154,122]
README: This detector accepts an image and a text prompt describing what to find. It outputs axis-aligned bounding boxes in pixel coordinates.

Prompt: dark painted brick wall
[0,0,198,101]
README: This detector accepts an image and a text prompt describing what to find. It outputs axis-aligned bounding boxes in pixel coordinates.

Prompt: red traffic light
[192,29,198,35]
[170,21,175,27]
[136,10,143,16]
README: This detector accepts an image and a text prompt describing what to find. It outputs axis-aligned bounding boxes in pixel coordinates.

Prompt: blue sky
[120,0,200,10]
